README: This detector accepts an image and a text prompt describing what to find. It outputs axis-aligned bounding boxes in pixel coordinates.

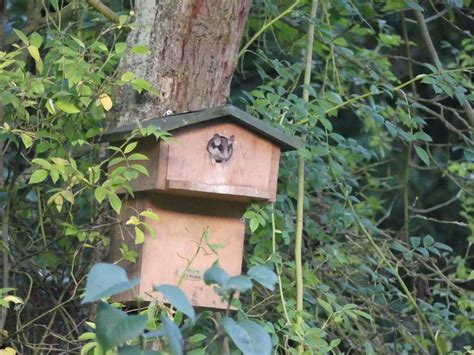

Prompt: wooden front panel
[165,121,278,201]
[116,194,247,309]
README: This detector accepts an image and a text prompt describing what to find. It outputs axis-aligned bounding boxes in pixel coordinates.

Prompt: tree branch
[414,9,474,126]
[86,0,120,24]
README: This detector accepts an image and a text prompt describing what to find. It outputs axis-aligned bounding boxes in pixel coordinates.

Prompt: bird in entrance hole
[207,134,234,163]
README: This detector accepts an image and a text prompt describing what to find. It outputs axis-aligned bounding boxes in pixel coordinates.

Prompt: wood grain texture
[166,121,276,200]
[109,194,247,308]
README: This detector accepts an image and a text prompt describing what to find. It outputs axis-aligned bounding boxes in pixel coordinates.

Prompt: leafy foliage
[0,0,472,354]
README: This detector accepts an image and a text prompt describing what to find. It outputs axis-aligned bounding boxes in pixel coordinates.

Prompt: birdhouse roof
[101,105,301,151]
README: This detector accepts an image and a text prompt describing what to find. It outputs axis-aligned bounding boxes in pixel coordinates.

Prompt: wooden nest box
[103,105,300,308]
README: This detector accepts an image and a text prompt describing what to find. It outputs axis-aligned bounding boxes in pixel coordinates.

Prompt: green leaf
[414,146,430,166]
[153,285,196,321]
[247,266,277,291]
[433,242,453,253]
[82,263,139,304]
[134,226,144,244]
[80,341,98,355]
[423,235,434,247]
[124,142,138,154]
[29,169,48,184]
[132,45,150,55]
[56,101,81,114]
[13,29,29,45]
[121,71,135,82]
[30,32,43,48]
[318,116,333,131]
[27,45,43,72]
[414,131,433,142]
[78,332,96,341]
[223,276,253,293]
[161,314,184,355]
[27,46,40,62]
[410,237,421,249]
[223,317,272,355]
[127,153,148,161]
[131,164,149,176]
[188,334,206,343]
[352,309,373,321]
[317,298,333,314]
[96,302,147,351]
[203,265,229,287]
[70,35,85,49]
[108,192,122,214]
[249,218,259,233]
[94,187,107,204]
[21,133,33,148]
[140,210,160,221]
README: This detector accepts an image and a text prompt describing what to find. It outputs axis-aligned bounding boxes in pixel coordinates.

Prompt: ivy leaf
[96,302,147,351]
[223,317,272,355]
[29,169,48,184]
[161,314,184,355]
[56,101,81,114]
[414,146,430,166]
[153,285,196,321]
[247,266,277,291]
[82,263,139,304]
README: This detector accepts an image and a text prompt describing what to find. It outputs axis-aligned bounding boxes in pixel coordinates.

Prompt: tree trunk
[112,0,251,128]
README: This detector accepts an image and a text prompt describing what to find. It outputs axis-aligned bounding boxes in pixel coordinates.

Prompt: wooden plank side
[267,144,281,202]
[166,180,272,200]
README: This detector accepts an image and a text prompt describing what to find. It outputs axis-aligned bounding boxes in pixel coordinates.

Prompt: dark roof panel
[101,105,301,151]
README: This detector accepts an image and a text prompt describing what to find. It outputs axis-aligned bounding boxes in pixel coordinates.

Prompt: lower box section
[108,193,246,309]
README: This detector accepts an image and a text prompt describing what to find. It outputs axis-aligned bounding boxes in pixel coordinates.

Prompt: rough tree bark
[112,0,252,128]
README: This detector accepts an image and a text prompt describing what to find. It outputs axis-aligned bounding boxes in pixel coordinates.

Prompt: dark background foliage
[0,0,472,353]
